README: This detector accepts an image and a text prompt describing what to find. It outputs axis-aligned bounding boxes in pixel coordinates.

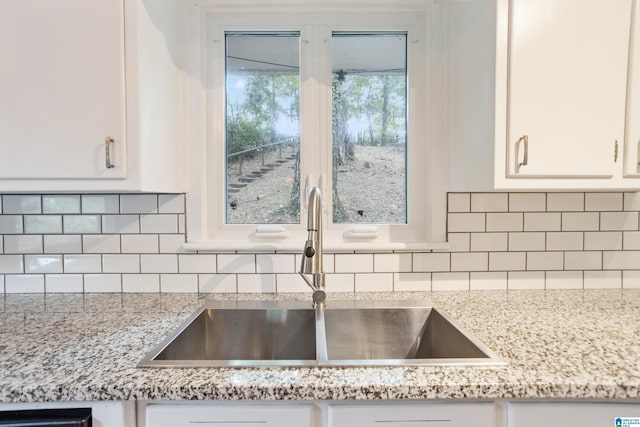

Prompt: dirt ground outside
[226,145,406,225]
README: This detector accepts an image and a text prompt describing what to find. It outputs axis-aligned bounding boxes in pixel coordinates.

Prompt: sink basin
[138,301,504,368]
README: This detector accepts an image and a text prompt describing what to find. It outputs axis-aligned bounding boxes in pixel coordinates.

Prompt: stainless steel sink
[138,301,504,368]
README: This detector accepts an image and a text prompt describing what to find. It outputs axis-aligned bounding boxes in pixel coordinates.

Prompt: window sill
[182,240,449,253]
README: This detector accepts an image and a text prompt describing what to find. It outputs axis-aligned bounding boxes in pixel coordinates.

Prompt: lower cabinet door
[328,402,496,427]
[145,404,314,427]
[508,402,640,427]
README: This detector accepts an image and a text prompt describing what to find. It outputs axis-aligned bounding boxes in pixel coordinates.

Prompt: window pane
[225,33,300,224]
[331,33,407,224]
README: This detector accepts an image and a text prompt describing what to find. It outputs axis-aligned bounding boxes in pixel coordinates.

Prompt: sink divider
[314,306,329,362]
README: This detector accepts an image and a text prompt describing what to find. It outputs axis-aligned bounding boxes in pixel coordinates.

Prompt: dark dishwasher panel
[0,408,91,427]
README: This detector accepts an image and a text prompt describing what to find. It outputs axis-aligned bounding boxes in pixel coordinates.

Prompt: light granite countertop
[0,290,639,403]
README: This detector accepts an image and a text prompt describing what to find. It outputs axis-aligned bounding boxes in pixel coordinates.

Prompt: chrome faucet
[299,187,326,307]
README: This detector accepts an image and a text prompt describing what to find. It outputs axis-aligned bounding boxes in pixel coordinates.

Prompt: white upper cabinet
[0,0,185,192]
[624,1,640,178]
[449,0,640,191]
[495,0,633,187]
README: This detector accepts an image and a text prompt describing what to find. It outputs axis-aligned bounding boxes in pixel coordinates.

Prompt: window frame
[184,2,448,252]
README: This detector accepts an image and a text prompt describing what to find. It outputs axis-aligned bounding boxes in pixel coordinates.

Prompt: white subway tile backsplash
[122,274,160,292]
[276,274,310,293]
[603,251,640,270]
[158,194,185,214]
[446,233,470,252]
[3,195,41,214]
[64,255,101,273]
[120,234,157,253]
[546,271,582,289]
[507,271,545,290]
[43,195,80,214]
[451,252,487,271]
[622,270,640,289]
[486,212,523,232]
[140,254,178,273]
[63,215,101,234]
[448,193,470,212]
[256,254,295,274]
[46,274,83,293]
[509,193,546,212]
[470,271,507,290]
[394,272,430,291]
[102,254,140,273]
[584,231,622,250]
[237,274,275,293]
[2,190,639,294]
[83,235,121,253]
[140,214,178,234]
[355,273,393,292]
[564,251,601,270]
[600,211,639,231]
[413,253,450,272]
[102,215,140,234]
[508,232,545,251]
[81,195,120,214]
[218,254,255,274]
[374,253,411,273]
[546,232,583,251]
[179,254,217,273]
[585,193,623,212]
[199,274,237,293]
[432,272,469,291]
[120,194,157,214]
[527,252,563,271]
[25,255,62,273]
[44,235,82,254]
[447,213,485,232]
[489,252,526,271]
[0,215,24,234]
[4,235,43,254]
[562,212,600,231]
[623,231,640,250]
[471,193,508,212]
[524,212,561,232]
[470,232,508,252]
[0,255,24,273]
[160,234,187,253]
[24,215,62,234]
[335,254,374,273]
[5,274,44,293]
[160,274,198,293]
[325,273,355,292]
[624,192,640,211]
[584,270,621,289]
[547,193,584,212]
[84,274,122,292]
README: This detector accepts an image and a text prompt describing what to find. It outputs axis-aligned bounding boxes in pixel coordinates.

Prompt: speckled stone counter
[1,290,639,403]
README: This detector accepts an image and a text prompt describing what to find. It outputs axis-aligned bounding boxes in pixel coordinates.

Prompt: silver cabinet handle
[105,136,115,169]
[516,135,528,173]
[614,140,619,163]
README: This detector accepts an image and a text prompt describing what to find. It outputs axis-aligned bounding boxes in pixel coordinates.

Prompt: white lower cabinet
[144,403,314,427]
[328,402,497,427]
[508,402,640,427]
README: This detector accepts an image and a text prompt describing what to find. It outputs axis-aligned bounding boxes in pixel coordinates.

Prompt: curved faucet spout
[300,187,326,306]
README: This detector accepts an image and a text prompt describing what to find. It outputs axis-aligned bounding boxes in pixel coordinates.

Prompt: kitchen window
[184,3,447,251]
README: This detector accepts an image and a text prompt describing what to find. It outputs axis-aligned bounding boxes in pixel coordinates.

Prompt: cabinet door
[145,404,314,427]
[0,0,126,179]
[328,403,496,427]
[503,0,631,179]
[508,402,640,427]
[625,1,640,177]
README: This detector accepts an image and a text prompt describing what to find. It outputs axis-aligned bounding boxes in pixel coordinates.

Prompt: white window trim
[183,1,449,252]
